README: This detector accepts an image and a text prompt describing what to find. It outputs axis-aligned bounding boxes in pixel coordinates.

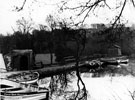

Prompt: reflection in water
[39,63,134,100]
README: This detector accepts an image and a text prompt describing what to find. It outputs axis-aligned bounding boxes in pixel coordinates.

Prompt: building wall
[35,53,56,65]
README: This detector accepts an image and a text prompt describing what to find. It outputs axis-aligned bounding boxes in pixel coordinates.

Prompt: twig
[104,0,111,9]
[17,0,27,11]
[112,0,127,27]
[127,88,135,100]
[131,0,135,7]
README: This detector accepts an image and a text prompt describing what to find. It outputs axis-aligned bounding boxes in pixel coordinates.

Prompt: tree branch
[16,0,27,11]
[131,0,135,7]
[104,0,111,9]
[112,0,127,27]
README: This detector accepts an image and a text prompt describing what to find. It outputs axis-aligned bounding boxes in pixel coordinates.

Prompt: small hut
[108,44,122,57]
[8,49,34,71]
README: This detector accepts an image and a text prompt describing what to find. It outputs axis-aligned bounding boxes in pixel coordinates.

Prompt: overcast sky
[0,0,135,35]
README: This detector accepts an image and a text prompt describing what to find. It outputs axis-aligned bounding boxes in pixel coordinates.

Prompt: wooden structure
[9,50,34,71]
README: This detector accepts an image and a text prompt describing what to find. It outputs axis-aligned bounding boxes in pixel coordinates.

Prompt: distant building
[91,23,106,30]
[108,45,122,57]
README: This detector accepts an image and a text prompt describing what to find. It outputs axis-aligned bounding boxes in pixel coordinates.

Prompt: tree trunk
[1,59,91,80]
[36,62,88,79]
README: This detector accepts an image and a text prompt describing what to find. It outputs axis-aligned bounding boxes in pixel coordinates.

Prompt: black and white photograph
[0,0,135,100]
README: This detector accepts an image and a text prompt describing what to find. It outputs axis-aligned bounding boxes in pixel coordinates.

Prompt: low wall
[35,53,56,65]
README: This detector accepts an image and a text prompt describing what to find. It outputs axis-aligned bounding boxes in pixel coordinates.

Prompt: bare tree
[71,29,87,100]
[46,15,57,31]
[16,17,33,34]
[46,15,57,65]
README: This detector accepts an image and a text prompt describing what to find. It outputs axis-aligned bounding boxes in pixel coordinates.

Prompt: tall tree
[70,29,87,99]
[46,15,58,64]
[16,17,33,34]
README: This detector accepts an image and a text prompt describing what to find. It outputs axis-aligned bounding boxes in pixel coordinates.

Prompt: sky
[0,0,135,35]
